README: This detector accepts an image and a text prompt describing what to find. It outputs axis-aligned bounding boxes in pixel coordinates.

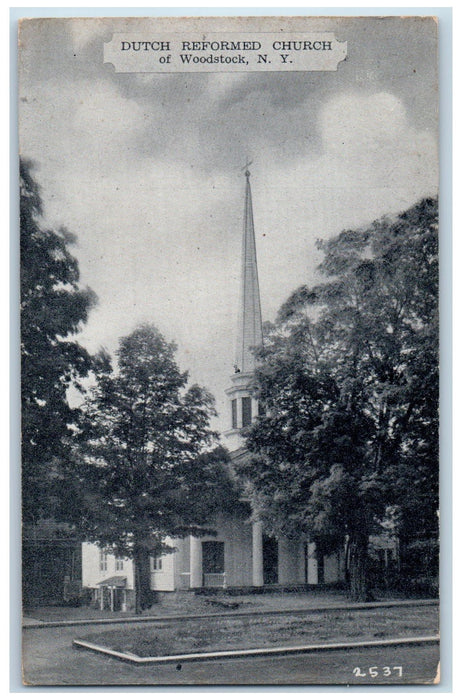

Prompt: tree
[237,197,438,600]
[20,158,97,525]
[74,324,236,612]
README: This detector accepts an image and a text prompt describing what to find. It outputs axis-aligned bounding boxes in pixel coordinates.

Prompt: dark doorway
[317,547,325,584]
[202,541,225,574]
[263,535,278,584]
[113,588,124,611]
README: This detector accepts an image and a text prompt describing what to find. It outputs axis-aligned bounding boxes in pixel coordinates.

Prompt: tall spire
[235,168,263,374]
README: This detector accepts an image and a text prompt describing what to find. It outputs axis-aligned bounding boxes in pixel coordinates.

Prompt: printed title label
[104,33,347,73]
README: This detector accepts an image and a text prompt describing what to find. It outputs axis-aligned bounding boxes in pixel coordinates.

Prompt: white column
[252,521,264,586]
[190,536,202,588]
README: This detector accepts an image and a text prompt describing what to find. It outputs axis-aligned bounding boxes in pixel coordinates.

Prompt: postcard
[19,15,439,686]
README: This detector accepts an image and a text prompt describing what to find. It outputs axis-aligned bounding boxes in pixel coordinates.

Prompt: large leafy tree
[75,324,237,612]
[238,197,438,600]
[20,158,97,525]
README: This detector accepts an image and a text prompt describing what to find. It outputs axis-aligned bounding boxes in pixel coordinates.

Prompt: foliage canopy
[20,158,97,524]
[75,324,238,609]
[238,197,438,598]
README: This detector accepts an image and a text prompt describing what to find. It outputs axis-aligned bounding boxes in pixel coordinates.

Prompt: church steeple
[236,168,263,375]
[224,166,263,448]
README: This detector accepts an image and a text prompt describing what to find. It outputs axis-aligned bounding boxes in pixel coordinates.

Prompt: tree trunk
[133,545,155,614]
[348,531,372,602]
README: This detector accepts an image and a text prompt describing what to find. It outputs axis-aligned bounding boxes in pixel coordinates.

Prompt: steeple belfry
[236,168,263,374]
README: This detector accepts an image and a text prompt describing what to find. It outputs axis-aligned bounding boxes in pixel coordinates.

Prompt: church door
[263,535,278,584]
[202,541,225,587]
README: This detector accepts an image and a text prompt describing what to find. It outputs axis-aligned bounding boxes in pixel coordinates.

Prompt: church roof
[235,170,263,374]
[96,576,127,588]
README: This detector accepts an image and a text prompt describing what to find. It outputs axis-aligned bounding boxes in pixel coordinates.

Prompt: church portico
[183,528,310,590]
[181,514,254,589]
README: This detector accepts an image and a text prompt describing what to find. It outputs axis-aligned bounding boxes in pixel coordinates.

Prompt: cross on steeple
[241,157,253,178]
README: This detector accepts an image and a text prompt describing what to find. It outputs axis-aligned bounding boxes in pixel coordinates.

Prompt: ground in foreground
[79,605,438,657]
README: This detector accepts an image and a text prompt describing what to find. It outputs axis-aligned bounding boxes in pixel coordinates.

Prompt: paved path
[20,621,439,686]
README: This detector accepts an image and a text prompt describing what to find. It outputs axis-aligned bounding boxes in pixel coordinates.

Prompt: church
[81,169,348,609]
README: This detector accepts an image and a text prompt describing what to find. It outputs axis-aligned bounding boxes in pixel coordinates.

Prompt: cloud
[320,92,408,150]
[20,78,151,178]
[316,91,437,210]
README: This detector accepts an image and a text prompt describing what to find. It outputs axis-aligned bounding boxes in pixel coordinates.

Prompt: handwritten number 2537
[353,666,403,678]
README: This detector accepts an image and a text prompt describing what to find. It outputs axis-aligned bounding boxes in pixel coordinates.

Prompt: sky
[18,15,438,435]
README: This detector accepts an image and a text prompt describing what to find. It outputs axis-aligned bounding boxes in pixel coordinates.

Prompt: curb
[72,635,440,665]
[23,599,438,629]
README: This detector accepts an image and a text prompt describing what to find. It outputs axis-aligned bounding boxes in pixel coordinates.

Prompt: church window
[242,396,252,426]
[151,556,163,571]
[231,399,237,429]
[99,551,108,572]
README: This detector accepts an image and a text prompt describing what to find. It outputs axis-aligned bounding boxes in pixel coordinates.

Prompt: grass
[26,589,428,623]
[23,589,354,622]
[80,605,438,658]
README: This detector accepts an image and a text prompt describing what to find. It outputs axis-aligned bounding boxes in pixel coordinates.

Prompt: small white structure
[82,544,132,611]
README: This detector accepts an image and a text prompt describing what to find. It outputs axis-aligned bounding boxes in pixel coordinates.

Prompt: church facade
[82,170,346,607]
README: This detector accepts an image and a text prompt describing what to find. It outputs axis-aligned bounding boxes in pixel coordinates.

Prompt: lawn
[80,605,438,658]
[25,590,348,621]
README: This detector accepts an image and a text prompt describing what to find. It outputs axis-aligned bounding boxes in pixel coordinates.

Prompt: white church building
[81,169,348,609]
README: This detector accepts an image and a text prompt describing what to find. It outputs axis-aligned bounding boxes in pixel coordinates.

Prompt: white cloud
[317,92,437,213]
[320,92,408,151]
[20,78,153,194]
